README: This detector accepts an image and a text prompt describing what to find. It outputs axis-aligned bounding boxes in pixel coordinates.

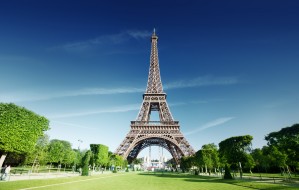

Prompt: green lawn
[0,172,298,190]
[243,172,299,180]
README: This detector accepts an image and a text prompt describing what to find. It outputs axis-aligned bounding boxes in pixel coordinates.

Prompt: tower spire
[115,33,195,165]
[146,30,163,94]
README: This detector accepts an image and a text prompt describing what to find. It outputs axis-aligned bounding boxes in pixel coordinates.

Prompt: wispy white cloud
[184,117,235,136]
[49,104,140,119]
[51,30,151,52]
[0,87,144,103]
[126,30,152,39]
[49,102,189,119]
[0,76,238,103]
[62,87,144,97]
[164,76,238,90]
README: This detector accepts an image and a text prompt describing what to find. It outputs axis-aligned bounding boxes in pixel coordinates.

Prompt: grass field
[1,172,298,190]
[243,172,299,179]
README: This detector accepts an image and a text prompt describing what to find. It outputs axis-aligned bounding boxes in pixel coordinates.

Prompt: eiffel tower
[115,30,195,164]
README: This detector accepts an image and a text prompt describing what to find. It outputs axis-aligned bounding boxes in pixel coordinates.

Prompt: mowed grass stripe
[19,173,129,190]
[18,173,252,190]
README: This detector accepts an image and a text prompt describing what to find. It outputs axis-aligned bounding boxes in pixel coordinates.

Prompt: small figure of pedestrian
[1,165,10,181]
[0,165,7,180]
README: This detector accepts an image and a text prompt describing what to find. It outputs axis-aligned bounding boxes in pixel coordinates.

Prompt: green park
[0,103,298,189]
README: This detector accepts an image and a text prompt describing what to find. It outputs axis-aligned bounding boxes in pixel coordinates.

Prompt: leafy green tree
[244,153,255,173]
[132,158,142,165]
[64,149,77,168]
[81,150,91,176]
[263,145,288,174]
[109,153,125,171]
[0,103,49,168]
[123,159,128,169]
[73,149,83,168]
[251,148,263,171]
[265,124,299,172]
[194,150,205,173]
[90,144,109,169]
[251,148,271,173]
[98,145,109,167]
[47,139,74,168]
[219,135,253,178]
[47,140,65,164]
[114,154,124,168]
[201,143,220,174]
[194,144,220,175]
[180,156,194,173]
[60,141,73,167]
[24,134,50,166]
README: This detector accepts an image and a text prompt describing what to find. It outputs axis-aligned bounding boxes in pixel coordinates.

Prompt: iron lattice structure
[115,31,195,164]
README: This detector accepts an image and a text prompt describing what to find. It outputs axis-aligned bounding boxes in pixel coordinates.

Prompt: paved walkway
[1,171,110,182]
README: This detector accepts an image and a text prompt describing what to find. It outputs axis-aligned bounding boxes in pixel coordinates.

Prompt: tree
[201,143,220,174]
[219,135,253,178]
[73,149,83,168]
[64,149,77,168]
[90,144,109,169]
[81,150,91,176]
[265,124,299,173]
[194,150,205,173]
[132,158,142,165]
[24,134,50,166]
[114,155,124,168]
[251,147,271,173]
[98,145,109,167]
[47,140,65,165]
[180,156,194,173]
[263,146,288,174]
[0,103,49,168]
[47,139,74,168]
[223,164,233,179]
[194,144,220,175]
[109,153,125,171]
[244,153,255,173]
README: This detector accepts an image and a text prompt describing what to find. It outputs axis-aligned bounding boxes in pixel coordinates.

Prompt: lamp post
[78,139,83,151]
[75,139,83,174]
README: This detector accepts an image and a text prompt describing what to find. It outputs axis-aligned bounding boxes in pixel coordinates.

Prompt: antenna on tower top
[153,28,156,35]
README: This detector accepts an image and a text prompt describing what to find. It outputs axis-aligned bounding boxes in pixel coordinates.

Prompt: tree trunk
[0,153,7,168]
[239,162,243,179]
[205,164,207,174]
[286,165,292,178]
[49,163,52,173]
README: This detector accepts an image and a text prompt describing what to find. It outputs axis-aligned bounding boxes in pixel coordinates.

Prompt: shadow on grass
[138,172,299,190]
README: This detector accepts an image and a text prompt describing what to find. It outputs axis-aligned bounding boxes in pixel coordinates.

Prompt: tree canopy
[265,123,299,168]
[219,135,253,179]
[0,103,49,167]
[90,144,109,167]
[194,143,220,174]
[219,135,253,166]
[47,139,74,165]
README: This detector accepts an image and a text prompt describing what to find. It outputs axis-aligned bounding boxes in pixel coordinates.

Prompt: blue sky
[1,0,299,159]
